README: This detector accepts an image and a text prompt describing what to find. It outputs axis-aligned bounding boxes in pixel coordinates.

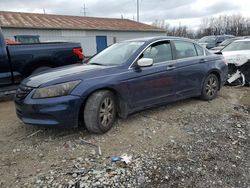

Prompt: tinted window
[195,44,204,56]
[174,41,197,59]
[142,41,172,63]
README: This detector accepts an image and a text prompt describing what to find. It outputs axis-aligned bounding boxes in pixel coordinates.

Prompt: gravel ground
[0,87,249,188]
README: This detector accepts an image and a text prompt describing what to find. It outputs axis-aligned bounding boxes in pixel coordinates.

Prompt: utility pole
[137,0,139,22]
[81,1,88,16]
[43,8,46,14]
[83,4,87,16]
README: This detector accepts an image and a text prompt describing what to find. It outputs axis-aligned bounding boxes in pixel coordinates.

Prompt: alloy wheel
[99,97,114,127]
[205,77,218,97]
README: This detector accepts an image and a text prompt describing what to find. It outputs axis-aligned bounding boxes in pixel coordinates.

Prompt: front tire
[201,74,219,100]
[84,90,117,134]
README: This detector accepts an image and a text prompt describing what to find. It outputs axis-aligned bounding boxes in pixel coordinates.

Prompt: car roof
[124,36,196,43]
[202,35,234,37]
[233,38,250,42]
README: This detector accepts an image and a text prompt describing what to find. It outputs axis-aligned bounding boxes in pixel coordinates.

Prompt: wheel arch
[203,69,222,90]
[21,56,61,77]
[78,86,129,127]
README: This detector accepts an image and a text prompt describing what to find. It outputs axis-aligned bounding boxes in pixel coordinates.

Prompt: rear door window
[174,41,197,59]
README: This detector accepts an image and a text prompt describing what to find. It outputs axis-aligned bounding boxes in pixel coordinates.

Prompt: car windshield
[88,41,144,66]
[222,41,250,51]
[199,36,216,43]
[219,39,233,46]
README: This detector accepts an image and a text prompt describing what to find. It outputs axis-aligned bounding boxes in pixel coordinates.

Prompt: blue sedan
[15,37,228,134]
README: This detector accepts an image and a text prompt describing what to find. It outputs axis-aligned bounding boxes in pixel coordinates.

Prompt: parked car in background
[199,35,234,49]
[210,36,250,53]
[14,35,40,44]
[0,28,84,87]
[219,39,250,86]
[15,37,228,134]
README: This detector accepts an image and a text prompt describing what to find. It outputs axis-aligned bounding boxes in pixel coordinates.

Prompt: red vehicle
[5,39,19,44]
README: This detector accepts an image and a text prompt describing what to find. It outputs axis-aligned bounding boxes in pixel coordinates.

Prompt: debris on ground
[0,87,249,187]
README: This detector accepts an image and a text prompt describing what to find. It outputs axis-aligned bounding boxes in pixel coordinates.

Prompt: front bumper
[15,92,83,128]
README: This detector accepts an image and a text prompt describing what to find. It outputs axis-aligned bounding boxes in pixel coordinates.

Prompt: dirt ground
[0,87,249,188]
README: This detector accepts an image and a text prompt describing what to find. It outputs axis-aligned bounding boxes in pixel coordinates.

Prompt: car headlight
[32,80,81,99]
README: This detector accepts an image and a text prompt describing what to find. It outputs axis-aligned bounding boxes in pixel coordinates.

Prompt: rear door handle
[200,58,208,63]
[167,65,175,70]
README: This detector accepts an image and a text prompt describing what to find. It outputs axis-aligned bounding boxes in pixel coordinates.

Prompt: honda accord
[15,37,228,134]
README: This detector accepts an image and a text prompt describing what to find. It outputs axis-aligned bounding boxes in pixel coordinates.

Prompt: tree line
[152,14,250,39]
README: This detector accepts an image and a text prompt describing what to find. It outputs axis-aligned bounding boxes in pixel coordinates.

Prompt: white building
[0,11,165,56]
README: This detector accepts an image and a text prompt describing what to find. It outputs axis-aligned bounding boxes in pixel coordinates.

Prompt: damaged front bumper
[226,55,250,86]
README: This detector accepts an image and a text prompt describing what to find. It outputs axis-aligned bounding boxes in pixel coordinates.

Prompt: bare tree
[152,14,250,39]
[198,14,250,36]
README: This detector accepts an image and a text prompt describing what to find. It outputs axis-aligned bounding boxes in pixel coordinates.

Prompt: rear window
[195,44,204,56]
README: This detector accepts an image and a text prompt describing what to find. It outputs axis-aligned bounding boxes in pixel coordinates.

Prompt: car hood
[222,50,250,66]
[23,64,107,87]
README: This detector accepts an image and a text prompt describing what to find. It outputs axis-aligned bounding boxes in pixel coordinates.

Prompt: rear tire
[84,90,117,134]
[200,74,219,100]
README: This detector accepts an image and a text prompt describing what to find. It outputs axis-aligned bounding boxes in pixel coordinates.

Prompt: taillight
[73,47,84,60]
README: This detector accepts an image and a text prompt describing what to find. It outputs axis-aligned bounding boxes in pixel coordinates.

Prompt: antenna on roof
[43,8,46,14]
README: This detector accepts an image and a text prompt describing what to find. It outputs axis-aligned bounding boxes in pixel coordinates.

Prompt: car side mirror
[137,58,153,67]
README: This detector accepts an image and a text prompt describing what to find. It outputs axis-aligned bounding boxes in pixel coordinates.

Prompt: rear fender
[21,56,62,76]
[201,69,222,90]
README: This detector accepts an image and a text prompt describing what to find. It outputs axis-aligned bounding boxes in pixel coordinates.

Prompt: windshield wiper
[88,63,105,66]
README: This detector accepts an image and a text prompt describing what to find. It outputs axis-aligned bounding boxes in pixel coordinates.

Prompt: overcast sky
[0,0,249,29]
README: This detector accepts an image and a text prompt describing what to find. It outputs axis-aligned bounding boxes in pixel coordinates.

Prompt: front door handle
[167,65,175,70]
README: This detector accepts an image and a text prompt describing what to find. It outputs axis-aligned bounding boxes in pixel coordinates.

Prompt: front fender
[73,81,130,118]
